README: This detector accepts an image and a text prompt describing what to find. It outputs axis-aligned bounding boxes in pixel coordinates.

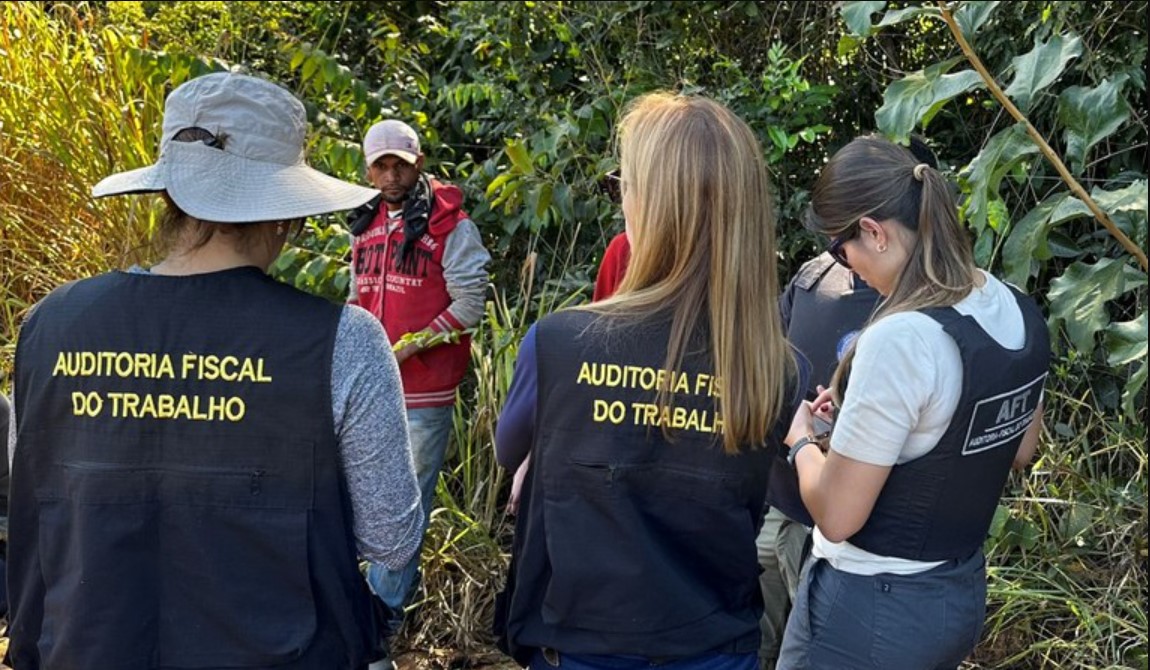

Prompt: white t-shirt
[813,271,1027,575]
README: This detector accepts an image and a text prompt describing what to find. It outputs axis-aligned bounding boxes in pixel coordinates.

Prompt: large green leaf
[1004,182,1146,286]
[1004,34,1083,114]
[960,124,1038,234]
[877,5,938,28]
[841,1,887,36]
[1106,312,1148,418]
[1002,193,1069,288]
[1106,312,1148,367]
[1091,180,1148,218]
[1059,78,1131,173]
[505,140,534,174]
[1048,258,1129,356]
[955,1,1002,39]
[875,58,984,144]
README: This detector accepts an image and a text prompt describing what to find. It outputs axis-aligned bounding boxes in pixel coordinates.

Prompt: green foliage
[1003,34,1083,114]
[1048,258,1141,356]
[960,123,1040,263]
[851,2,1147,666]
[269,221,354,303]
[4,1,1147,666]
[875,57,984,145]
[1058,77,1131,174]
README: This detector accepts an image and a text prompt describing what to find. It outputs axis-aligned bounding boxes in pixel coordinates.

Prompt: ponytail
[811,136,976,401]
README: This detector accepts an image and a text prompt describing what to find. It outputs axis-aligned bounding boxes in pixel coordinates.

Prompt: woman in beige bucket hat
[6,72,421,669]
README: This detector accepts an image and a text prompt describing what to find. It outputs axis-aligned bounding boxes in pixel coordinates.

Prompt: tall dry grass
[0,3,164,380]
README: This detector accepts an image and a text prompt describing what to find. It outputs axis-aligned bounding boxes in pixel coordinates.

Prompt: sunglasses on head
[826,223,860,269]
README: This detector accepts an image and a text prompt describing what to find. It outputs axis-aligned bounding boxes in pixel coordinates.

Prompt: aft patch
[962,373,1046,455]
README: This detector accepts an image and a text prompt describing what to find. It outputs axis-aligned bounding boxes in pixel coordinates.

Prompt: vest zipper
[62,461,267,496]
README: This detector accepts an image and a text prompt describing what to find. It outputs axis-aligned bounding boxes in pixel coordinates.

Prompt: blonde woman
[494,93,803,670]
[778,136,1049,669]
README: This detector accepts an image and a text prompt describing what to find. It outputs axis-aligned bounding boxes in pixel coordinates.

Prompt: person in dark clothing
[5,72,422,670]
[777,135,1049,669]
[494,92,804,670]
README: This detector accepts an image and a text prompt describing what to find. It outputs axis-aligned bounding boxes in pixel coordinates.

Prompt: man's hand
[394,341,419,364]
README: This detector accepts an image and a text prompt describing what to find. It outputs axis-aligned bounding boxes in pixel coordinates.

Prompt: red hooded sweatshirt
[351,180,472,408]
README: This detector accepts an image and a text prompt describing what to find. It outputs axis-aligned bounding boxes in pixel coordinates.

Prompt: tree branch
[937,1,1148,273]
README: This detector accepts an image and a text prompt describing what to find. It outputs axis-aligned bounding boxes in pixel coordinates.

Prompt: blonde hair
[805,135,976,398]
[589,92,795,454]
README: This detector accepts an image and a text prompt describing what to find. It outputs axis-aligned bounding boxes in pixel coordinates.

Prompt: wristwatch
[786,435,819,468]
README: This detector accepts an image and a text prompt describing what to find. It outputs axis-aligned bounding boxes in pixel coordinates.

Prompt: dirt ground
[0,638,519,670]
[393,646,520,670]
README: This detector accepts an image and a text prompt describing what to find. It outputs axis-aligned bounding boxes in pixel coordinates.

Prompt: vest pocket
[36,442,317,668]
[538,457,760,633]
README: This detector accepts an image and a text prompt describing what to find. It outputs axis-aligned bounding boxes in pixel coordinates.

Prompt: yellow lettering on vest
[79,351,97,376]
[73,391,104,416]
[672,372,690,394]
[208,395,228,421]
[203,355,221,381]
[173,394,193,420]
[577,361,593,385]
[113,352,132,377]
[638,366,656,390]
[120,392,140,418]
[238,357,260,382]
[255,358,272,382]
[133,353,150,377]
[683,408,701,432]
[157,394,174,418]
[181,354,196,380]
[53,352,69,377]
[192,395,210,421]
[139,393,158,419]
[218,355,239,381]
[224,397,245,422]
[157,354,174,379]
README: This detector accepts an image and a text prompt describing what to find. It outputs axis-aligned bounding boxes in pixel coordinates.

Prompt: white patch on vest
[962,373,1047,455]
[836,330,860,362]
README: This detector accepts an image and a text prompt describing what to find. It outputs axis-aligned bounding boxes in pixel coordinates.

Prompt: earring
[877,244,887,253]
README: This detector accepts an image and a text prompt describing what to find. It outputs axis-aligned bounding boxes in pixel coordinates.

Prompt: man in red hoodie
[349,120,491,650]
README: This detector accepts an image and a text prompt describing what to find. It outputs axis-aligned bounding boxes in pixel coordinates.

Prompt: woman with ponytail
[777,135,1050,669]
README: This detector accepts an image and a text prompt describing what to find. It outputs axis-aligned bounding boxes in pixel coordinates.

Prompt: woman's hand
[507,454,531,515]
[786,385,836,446]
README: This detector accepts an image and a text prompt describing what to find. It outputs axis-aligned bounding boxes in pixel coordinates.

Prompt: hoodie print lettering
[385,235,437,294]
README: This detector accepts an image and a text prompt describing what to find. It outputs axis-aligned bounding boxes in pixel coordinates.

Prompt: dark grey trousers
[776,549,987,670]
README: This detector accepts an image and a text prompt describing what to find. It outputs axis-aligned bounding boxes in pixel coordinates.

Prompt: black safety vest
[767,254,880,526]
[8,268,378,669]
[848,287,1050,560]
[783,254,880,396]
[496,310,785,663]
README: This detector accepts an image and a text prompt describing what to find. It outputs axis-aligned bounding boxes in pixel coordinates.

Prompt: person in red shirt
[593,232,631,301]
[348,120,491,653]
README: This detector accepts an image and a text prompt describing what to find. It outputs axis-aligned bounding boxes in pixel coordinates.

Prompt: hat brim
[92,142,378,223]
[364,149,419,167]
